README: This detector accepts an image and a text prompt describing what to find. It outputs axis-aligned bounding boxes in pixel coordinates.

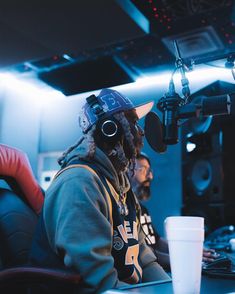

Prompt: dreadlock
[57,125,96,167]
[111,111,136,172]
[114,112,136,157]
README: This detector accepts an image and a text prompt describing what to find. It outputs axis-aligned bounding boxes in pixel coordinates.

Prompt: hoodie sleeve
[130,189,170,282]
[43,166,126,293]
[138,221,171,282]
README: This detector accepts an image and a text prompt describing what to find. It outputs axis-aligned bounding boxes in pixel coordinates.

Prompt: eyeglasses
[136,166,153,176]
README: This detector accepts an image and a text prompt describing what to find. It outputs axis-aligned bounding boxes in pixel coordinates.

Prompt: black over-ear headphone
[86,94,123,143]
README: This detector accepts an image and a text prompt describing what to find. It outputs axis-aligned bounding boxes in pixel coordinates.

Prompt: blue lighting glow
[0,72,64,105]
[186,142,196,152]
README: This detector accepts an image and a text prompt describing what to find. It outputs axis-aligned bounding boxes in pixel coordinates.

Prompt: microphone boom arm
[173,40,190,101]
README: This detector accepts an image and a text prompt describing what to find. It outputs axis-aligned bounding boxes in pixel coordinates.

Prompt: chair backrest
[0,188,82,293]
[0,188,38,268]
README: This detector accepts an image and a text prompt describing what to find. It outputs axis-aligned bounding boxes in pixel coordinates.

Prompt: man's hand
[203,248,219,262]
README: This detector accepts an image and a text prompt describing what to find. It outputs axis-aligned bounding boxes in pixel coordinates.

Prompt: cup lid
[164,216,204,230]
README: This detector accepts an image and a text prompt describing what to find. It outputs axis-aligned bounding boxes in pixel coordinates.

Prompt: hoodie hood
[62,137,130,195]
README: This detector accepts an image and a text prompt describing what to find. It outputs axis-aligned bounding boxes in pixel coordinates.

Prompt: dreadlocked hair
[108,142,129,172]
[113,112,137,170]
[57,125,96,167]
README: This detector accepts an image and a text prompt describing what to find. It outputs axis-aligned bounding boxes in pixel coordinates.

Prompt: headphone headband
[86,94,104,117]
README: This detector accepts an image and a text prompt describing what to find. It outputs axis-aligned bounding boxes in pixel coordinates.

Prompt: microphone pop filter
[144,112,167,153]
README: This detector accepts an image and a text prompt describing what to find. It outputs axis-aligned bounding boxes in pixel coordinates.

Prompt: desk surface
[104,276,235,294]
[104,252,235,294]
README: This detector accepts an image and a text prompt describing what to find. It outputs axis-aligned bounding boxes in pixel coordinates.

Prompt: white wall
[0,76,42,175]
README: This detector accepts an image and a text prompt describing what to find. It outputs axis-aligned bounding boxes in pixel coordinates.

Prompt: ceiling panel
[0,0,234,94]
[0,0,147,67]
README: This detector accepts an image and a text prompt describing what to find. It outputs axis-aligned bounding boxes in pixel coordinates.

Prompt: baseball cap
[79,88,154,133]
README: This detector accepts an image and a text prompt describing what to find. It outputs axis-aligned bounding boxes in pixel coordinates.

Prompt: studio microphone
[156,40,189,145]
[157,78,184,145]
[147,93,231,149]
[145,39,232,152]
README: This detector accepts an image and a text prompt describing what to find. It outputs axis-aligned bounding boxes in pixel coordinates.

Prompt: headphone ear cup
[96,117,123,144]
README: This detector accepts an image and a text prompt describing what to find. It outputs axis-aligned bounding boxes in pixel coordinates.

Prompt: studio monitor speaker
[181,83,235,232]
[182,128,223,204]
[182,203,235,235]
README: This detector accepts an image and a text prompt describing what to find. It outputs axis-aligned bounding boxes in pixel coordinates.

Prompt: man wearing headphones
[30,88,170,293]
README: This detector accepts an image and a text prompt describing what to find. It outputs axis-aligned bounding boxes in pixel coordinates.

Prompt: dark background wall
[181,81,235,235]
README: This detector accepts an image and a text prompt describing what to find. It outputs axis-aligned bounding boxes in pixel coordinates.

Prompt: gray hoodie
[41,139,170,293]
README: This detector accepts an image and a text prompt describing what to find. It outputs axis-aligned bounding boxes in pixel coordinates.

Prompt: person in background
[129,152,217,271]
[0,144,44,214]
[29,88,171,294]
